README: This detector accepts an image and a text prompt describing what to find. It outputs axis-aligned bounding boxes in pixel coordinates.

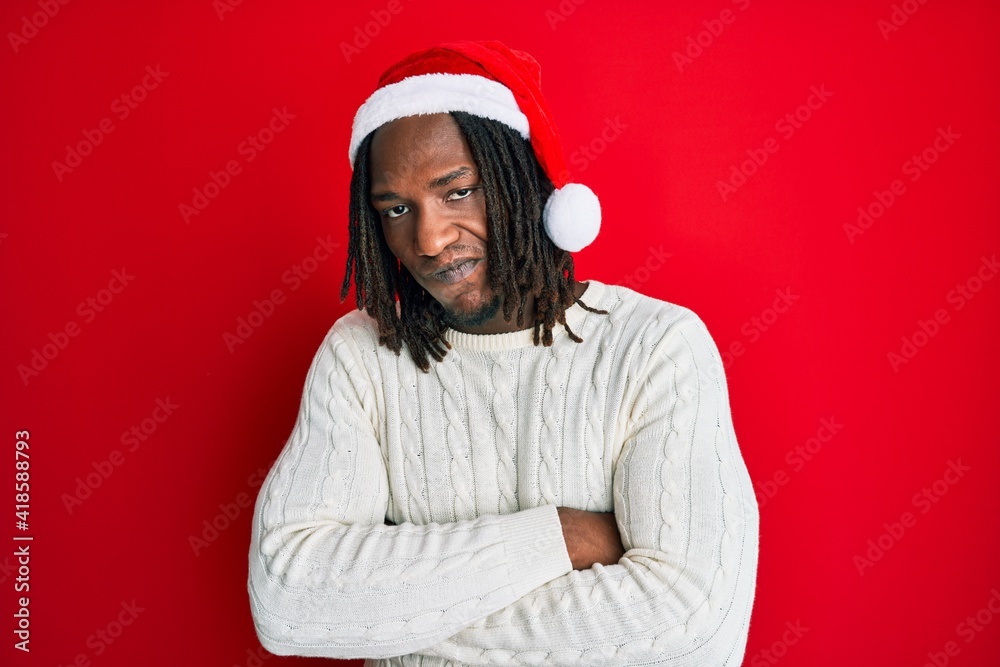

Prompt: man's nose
[413,205,459,257]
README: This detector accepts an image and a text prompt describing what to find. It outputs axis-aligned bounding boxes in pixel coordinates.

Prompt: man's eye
[383,205,409,219]
[447,188,474,201]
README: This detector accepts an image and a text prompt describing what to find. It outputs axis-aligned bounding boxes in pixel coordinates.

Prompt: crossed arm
[389,507,624,571]
[248,317,758,665]
[557,507,625,570]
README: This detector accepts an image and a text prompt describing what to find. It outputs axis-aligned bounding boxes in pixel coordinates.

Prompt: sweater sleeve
[417,316,760,666]
[247,322,573,659]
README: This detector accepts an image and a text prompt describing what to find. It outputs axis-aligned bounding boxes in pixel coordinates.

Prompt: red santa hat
[349,40,600,253]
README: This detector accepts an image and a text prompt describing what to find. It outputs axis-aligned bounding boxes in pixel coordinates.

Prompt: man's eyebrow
[371,190,400,203]
[370,167,476,203]
[427,166,475,189]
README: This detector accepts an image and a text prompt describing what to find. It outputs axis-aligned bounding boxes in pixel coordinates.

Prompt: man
[248,40,759,666]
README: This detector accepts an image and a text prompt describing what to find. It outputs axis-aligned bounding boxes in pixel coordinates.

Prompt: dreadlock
[340,110,608,373]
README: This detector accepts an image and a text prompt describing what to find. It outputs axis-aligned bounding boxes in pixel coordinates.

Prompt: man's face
[368,113,505,333]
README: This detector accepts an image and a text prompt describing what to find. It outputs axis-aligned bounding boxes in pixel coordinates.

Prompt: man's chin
[441,292,502,330]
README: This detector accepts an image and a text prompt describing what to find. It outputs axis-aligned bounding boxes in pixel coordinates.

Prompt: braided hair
[340,110,608,373]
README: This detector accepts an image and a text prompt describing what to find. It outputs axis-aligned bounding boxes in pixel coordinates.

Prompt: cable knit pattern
[490,355,518,514]
[438,352,477,521]
[397,367,428,525]
[582,297,617,511]
[248,280,759,666]
[537,341,565,506]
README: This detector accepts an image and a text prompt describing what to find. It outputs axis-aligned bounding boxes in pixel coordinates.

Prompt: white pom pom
[542,183,601,252]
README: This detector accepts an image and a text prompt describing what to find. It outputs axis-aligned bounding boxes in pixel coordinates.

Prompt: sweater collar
[441,280,606,351]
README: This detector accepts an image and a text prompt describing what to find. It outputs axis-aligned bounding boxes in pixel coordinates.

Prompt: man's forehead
[372,113,462,148]
[370,116,476,184]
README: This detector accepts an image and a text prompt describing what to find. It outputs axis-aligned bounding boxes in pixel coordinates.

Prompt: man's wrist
[500,504,573,587]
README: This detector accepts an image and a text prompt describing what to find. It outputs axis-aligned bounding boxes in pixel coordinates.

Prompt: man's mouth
[433,259,481,285]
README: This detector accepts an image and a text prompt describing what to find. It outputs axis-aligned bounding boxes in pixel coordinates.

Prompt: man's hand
[557,507,625,570]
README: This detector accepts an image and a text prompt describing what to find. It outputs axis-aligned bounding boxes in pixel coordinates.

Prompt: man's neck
[448,280,589,336]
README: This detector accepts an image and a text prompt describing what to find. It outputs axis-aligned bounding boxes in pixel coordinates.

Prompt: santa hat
[348,40,600,253]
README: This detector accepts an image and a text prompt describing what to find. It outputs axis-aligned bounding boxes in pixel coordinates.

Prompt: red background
[2,1,999,665]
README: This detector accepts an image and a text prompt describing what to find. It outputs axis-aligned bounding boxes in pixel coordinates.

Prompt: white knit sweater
[248,279,759,666]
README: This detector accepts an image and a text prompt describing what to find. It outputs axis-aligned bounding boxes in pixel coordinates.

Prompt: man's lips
[431,258,482,284]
